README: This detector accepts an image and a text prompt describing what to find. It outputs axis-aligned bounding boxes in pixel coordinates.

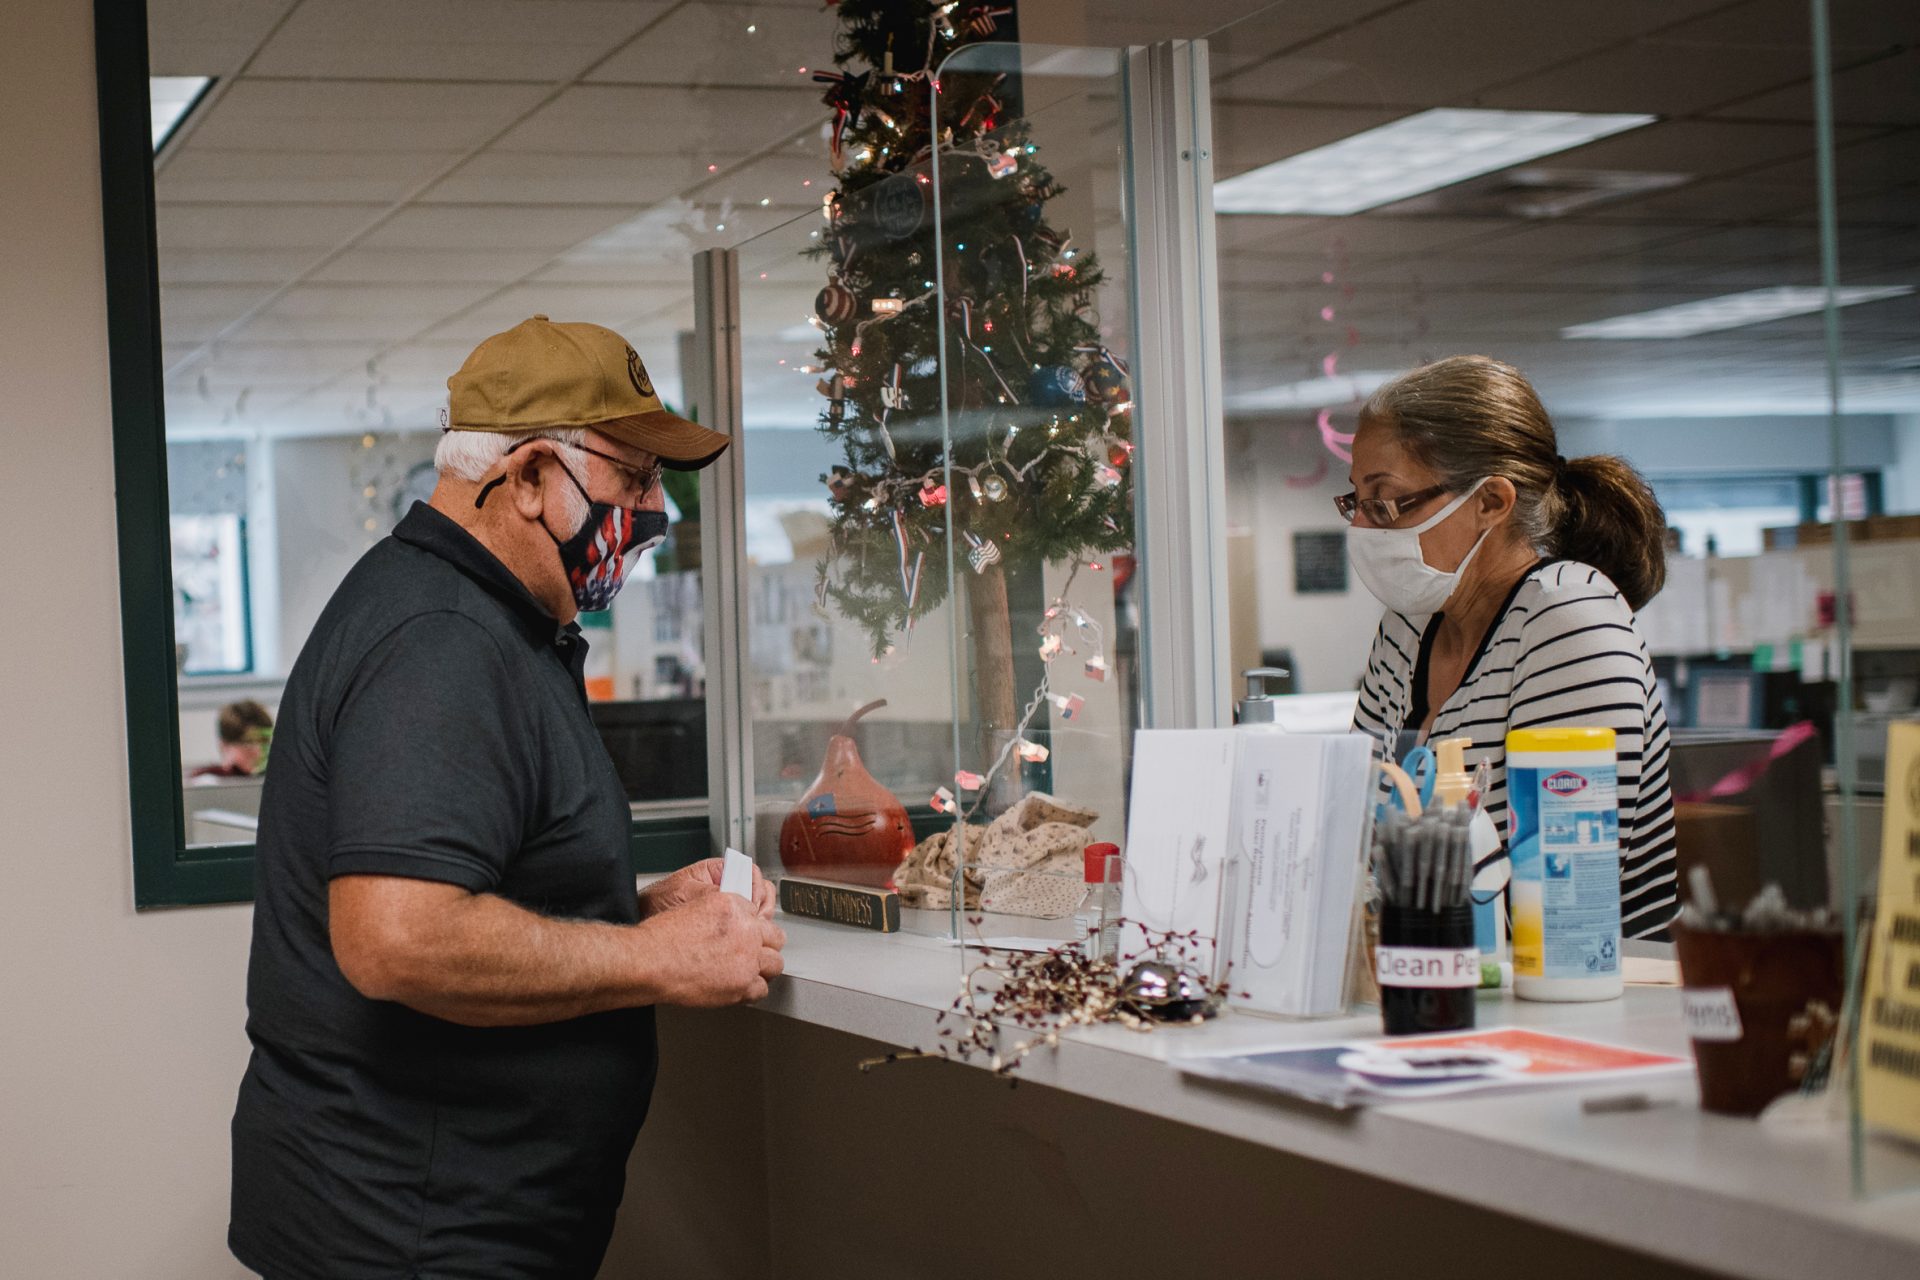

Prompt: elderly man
[230,316,783,1279]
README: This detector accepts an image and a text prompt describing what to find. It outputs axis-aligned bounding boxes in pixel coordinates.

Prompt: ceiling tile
[157,202,379,250]
[147,0,290,75]
[355,204,635,252]
[492,84,823,156]
[248,0,668,81]
[586,4,833,88]
[184,79,553,153]
[156,147,462,204]
[309,247,561,284]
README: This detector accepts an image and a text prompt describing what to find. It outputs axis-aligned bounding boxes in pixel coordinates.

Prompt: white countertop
[750,908,1920,1280]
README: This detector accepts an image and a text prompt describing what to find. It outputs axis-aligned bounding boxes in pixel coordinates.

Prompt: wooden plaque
[778,876,901,933]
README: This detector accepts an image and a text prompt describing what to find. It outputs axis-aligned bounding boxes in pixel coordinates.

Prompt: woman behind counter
[1344,355,1678,938]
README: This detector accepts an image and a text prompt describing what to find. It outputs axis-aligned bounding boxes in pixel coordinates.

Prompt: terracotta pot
[1672,922,1844,1117]
[779,699,915,890]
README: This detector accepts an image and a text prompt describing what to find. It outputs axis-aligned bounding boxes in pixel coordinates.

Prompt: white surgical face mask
[1345,478,1490,616]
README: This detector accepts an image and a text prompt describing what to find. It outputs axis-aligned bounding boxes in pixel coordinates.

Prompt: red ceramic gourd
[779,699,916,889]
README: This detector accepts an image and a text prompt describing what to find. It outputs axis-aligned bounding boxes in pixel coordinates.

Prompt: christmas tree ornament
[1084,654,1110,682]
[987,150,1019,179]
[1014,738,1051,764]
[966,473,985,502]
[816,283,861,326]
[979,473,1009,503]
[1080,351,1130,406]
[962,4,1013,35]
[779,698,915,890]
[1092,462,1122,489]
[826,465,855,501]
[1028,364,1086,407]
[1038,634,1063,662]
[918,480,948,507]
[930,785,957,815]
[828,381,849,424]
[1047,692,1086,720]
[871,177,927,240]
[880,363,909,410]
[870,296,904,316]
[963,530,1002,573]
[955,769,986,791]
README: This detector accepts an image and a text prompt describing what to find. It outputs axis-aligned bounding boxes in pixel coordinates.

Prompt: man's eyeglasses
[1334,483,1450,526]
[555,441,662,504]
[475,437,663,510]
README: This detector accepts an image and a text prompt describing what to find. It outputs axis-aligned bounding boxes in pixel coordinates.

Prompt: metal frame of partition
[1123,40,1233,730]
[692,248,756,860]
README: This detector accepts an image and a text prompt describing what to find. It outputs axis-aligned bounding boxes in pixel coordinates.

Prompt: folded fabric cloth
[896,792,1099,918]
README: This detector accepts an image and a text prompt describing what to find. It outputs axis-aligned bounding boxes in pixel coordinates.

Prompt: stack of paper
[1118,728,1375,1015]
[1220,732,1376,1017]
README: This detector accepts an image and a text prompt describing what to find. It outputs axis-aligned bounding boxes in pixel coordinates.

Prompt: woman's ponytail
[1550,455,1667,611]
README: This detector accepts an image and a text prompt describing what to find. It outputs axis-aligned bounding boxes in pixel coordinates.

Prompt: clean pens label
[1377,946,1481,988]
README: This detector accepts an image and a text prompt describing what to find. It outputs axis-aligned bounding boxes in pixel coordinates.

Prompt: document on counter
[1223,732,1376,1018]
[1178,1028,1690,1110]
[1119,728,1241,974]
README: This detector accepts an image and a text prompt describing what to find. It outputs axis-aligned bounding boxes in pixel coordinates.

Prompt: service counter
[602,902,1920,1280]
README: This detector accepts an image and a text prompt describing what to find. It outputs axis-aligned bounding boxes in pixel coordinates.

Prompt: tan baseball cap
[445,315,730,471]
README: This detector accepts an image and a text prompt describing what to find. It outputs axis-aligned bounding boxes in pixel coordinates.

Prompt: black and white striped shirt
[1352,559,1679,939]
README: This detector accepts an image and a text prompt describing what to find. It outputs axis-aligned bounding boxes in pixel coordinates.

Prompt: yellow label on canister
[1506,727,1616,755]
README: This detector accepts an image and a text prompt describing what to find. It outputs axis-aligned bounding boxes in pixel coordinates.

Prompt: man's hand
[634,891,786,1007]
[641,857,776,920]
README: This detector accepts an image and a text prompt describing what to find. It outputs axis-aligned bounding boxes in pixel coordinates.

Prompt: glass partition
[144,0,847,847]
[731,40,1171,948]
[1806,0,1920,1198]
[1198,0,1919,1190]
[930,43,1147,946]
[734,209,960,936]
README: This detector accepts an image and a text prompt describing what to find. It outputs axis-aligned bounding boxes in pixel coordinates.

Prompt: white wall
[0,5,254,1275]
[1224,417,1383,695]
[1886,414,1920,515]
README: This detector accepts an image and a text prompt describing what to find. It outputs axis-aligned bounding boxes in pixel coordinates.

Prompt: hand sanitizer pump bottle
[1235,667,1290,728]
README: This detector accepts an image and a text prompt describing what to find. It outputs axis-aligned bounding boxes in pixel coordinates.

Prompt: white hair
[436,426,592,530]
[434,426,588,482]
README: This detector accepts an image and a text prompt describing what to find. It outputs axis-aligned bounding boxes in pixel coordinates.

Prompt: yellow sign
[1862,722,1920,1141]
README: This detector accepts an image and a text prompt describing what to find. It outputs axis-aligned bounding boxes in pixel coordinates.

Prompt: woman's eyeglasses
[1334,483,1450,526]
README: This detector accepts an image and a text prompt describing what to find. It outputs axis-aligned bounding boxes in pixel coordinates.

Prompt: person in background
[1345,355,1678,938]
[189,699,272,781]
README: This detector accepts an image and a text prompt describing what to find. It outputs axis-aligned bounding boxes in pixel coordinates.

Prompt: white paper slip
[720,848,755,900]
[1120,728,1241,974]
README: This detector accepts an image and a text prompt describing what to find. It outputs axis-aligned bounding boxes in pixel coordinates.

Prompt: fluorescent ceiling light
[1562,286,1914,339]
[1227,371,1400,412]
[150,76,211,150]
[1215,108,1656,216]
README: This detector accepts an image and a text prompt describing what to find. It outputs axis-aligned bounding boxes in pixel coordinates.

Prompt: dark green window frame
[93,1,706,908]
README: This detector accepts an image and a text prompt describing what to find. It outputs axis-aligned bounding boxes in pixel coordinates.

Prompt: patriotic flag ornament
[1048,692,1085,721]
[1014,738,1050,763]
[964,530,1002,573]
[955,770,986,791]
[1084,654,1110,682]
[930,786,957,814]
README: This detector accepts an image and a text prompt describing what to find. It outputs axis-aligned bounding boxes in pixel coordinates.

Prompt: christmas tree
[808,0,1135,762]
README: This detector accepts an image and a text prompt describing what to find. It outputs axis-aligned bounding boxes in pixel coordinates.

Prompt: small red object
[1083,843,1120,884]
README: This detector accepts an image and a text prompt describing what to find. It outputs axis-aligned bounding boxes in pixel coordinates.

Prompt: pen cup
[1377,902,1478,1036]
